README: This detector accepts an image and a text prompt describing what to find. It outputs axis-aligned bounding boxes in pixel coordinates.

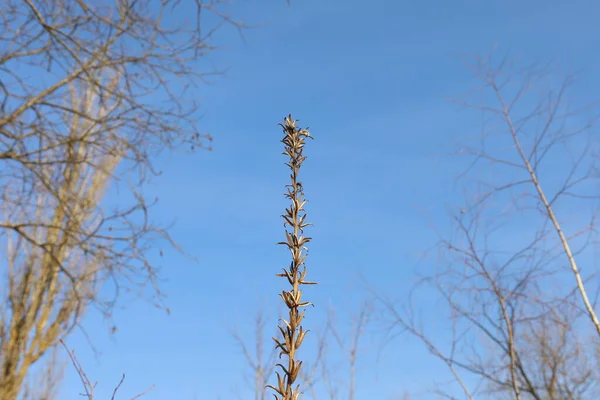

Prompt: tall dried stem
[267,115,316,400]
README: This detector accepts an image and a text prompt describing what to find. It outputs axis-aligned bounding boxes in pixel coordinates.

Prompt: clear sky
[57,0,600,399]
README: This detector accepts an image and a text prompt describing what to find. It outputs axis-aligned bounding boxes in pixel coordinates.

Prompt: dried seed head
[268,115,316,399]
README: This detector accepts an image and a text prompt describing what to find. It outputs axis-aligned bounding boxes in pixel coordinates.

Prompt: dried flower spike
[267,115,316,400]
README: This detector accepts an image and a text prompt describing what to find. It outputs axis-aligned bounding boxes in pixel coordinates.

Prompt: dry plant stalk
[267,115,316,400]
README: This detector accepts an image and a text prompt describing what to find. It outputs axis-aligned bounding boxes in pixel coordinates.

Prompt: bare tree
[240,302,371,400]
[20,345,64,400]
[60,340,153,400]
[325,302,371,400]
[299,322,328,400]
[231,310,278,400]
[0,1,241,398]
[377,54,600,399]
[294,302,371,400]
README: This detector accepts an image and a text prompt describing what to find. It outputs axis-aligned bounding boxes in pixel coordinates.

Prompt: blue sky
[56,0,600,399]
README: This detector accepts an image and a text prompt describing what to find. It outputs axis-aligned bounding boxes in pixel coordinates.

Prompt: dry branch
[0,1,243,397]
[378,53,600,400]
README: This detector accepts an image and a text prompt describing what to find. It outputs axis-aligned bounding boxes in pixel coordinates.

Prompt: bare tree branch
[0,1,244,398]
[378,52,600,400]
[59,339,154,400]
